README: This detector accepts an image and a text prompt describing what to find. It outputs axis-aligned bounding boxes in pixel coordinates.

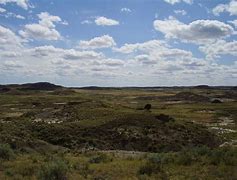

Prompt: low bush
[38,158,69,180]
[138,162,160,176]
[148,153,175,165]
[209,147,237,166]
[0,143,14,160]
[175,150,193,166]
[138,156,162,176]
[88,153,113,164]
[73,161,90,178]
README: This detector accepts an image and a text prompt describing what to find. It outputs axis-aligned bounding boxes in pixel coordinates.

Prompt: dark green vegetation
[0,83,236,179]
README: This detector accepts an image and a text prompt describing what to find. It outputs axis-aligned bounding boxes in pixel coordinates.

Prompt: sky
[0,0,237,87]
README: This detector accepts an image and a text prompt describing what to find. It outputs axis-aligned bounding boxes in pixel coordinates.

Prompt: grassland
[0,84,236,179]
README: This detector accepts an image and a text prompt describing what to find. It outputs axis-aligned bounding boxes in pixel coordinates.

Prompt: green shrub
[88,153,112,164]
[222,148,237,166]
[193,146,210,156]
[138,161,161,176]
[4,170,14,177]
[175,150,193,166]
[0,143,14,160]
[73,162,90,178]
[209,148,237,166]
[147,154,162,164]
[38,159,69,180]
[16,162,37,177]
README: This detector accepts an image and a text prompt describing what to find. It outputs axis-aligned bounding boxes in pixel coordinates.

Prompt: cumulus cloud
[163,0,192,5]
[81,20,93,24]
[135,55,157,65]
[19,24,61,40]
[0,7,25,19]
[3,60,23,69]
[113,39,192,60]
[3,12,25,19]
[228,20,237,28]
[0,25,24,50]
[38,12,62,28]
[115,39,193,66]
[95,16,119,26]
[78,35,116,49]
[30,45,62,57]
[19,12,66,40]
[0,0,29,10]
[174,9,187,15]
[153,18,234,43]
[0,51,21,58]
[113,40,167,54]
[63,49,104,60]
[121,8,131,13]
[0,41,235,86]
[213,0,237,16]
[0,7,6,13]
[100,58,124,67]
[199,40,237,60]
[15,14,25,19]
[27,45,104,62]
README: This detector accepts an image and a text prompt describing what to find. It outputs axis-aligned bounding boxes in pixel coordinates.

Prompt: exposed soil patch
[210,127,236,134]
[2,112,24,118]
[196,109,216,113]
[206,116,235,127]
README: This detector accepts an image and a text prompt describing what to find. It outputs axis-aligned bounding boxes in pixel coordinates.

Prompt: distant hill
[194,85,211,89]
[0,82,62,92]
[20,82,62,91]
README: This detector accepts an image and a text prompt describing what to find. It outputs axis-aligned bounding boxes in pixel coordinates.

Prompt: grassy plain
[0,85,236,179]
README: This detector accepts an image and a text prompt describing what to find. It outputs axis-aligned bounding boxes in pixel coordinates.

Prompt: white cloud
[81,20,93,24]
[61,21,69,25]
[213,0,237,16]
[115,39,193,66]
[19,12,65,40]
[153,18,234,43]
[0,7,25,19]
[199,40,237,60]
[0,40,236,86]
[0,25,24,50]
[0,51,21,58]
[95,16,119,26]
[228,20,237,28]
[121,8,131,13]
[4,12,25,19]
[30,45,63,57]
[19,24,61,40]
[78,35,116,49]
[0,0,29,10]
[38,12,62,28]
[89,58,124,69]
[113,40,167,54]
[3,60,23,69]
[28,45,104,61]
[174,9,187,15]
[15,14,25,19]
[0,7,6,13]
[163,0,192,5]
[63,49,104,60]
[100,58,124,67]
[135,54,157,65]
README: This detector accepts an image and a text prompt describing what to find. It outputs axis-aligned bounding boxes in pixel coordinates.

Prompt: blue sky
[0,0,236,86]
